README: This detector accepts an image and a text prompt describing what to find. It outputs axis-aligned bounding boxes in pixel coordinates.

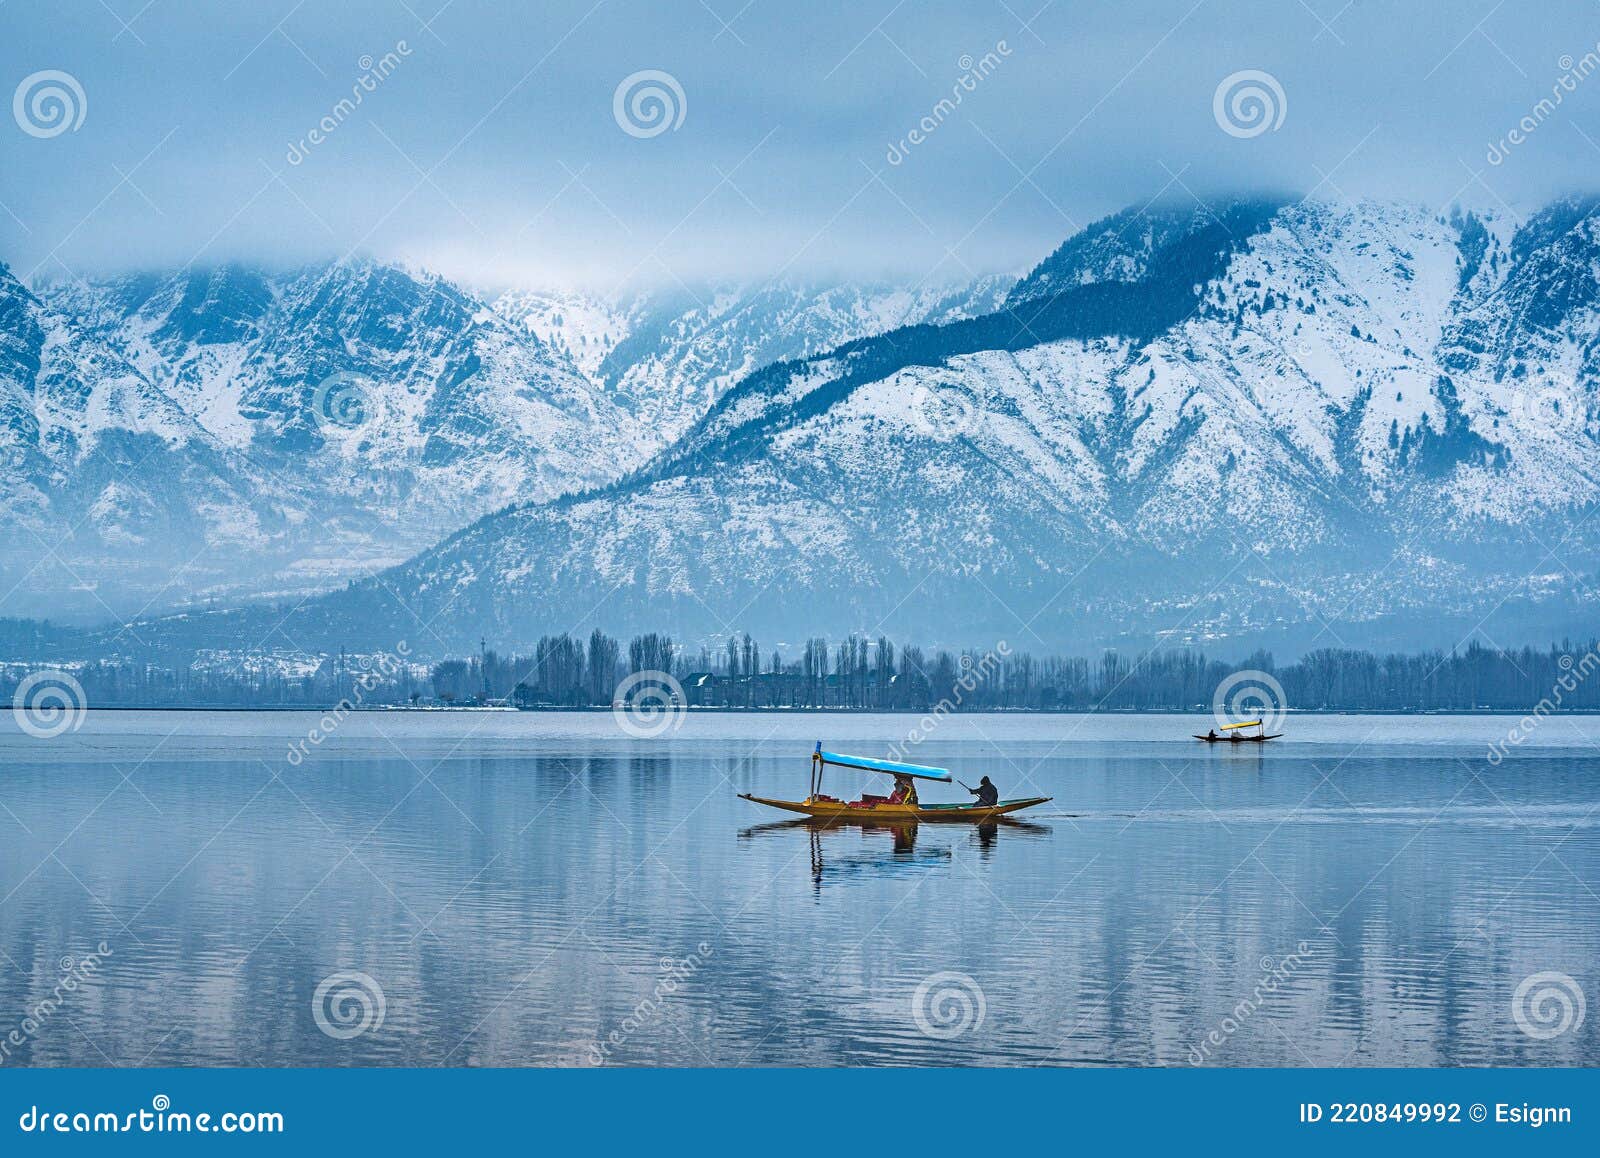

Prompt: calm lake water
[1,710,1596,1067]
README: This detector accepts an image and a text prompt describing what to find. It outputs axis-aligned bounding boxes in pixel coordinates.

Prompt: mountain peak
[1007,195,1296,305]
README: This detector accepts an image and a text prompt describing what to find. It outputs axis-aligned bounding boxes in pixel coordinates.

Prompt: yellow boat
[739,744,1051,823]
[1194,719,1283,742]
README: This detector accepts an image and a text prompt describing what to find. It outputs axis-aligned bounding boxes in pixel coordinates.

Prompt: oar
[957,780,976,793]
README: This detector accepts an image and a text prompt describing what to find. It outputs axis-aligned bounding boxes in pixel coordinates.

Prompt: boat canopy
[1219,719,1262,730]
[816,747,952,782]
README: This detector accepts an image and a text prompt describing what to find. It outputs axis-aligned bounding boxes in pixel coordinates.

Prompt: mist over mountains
[4,194,1600,660]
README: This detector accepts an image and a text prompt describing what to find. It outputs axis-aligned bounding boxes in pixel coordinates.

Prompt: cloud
[1,0,1593,289]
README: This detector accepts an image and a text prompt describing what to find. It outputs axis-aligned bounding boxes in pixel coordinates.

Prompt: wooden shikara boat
[739,744,1051,823]
[1194,719,1283,743]
[738,793,1052,821]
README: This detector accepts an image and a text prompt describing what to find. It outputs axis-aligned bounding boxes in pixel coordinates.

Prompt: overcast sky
[4,0,1600,293]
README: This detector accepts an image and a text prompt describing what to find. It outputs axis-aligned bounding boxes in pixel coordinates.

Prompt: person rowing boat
[959,776,998,807]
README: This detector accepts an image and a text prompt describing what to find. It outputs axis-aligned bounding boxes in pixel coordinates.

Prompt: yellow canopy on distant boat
[1220,720,1262,730]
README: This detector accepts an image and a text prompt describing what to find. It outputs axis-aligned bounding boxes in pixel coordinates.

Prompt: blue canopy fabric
[816,750,952,782]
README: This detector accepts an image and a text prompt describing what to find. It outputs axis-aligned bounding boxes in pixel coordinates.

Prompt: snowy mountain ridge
[490,275,1016,444]
[264,195,1600,657]
[0,257,1013,621]
[9,194,1600,656]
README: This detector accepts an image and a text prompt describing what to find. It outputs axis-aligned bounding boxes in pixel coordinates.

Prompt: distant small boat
[1194,719,1282,743]
[739,744,1051,822]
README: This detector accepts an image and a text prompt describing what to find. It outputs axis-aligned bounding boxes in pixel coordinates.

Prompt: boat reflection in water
[738,814,1051,894]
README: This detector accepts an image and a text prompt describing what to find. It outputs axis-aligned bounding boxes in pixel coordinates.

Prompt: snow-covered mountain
[1,265,289,618]
[3,259,1000,621]
[0,258,651,619]
[269,196,1600,656]
[491,276,1014,443]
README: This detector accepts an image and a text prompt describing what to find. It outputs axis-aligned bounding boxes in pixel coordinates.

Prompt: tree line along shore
[3,631,1596,714]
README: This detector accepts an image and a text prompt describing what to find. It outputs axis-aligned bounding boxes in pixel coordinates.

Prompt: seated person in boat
[857,773,918,808]
[967,776,999,807]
